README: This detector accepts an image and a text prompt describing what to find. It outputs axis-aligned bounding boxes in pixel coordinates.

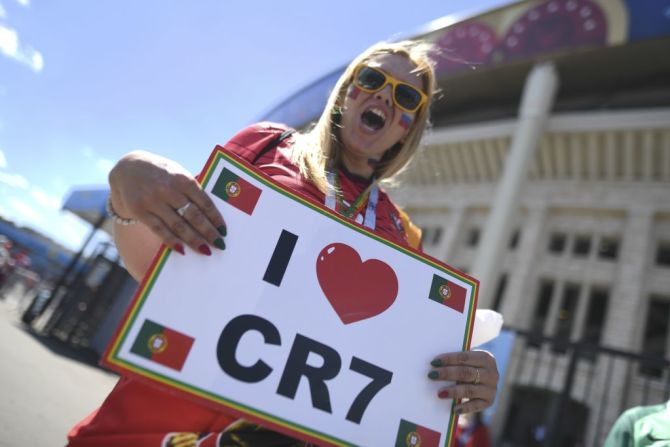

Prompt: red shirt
[67,123,417,446]
[228,122,412,246]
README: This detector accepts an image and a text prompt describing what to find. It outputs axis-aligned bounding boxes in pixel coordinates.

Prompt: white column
[501,205,547,327]
[602,206,654,350]
[471,63,559,308]
[441,205,466,261]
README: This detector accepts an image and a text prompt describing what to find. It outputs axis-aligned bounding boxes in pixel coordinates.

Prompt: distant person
[452,412,492,447]
[0,235,14,295]
[13,250,32,270]
[67,40,500,446]
[604,400,669,446]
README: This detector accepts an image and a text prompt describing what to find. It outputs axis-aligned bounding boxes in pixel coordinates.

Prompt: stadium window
[508,229,521,250]
[597,236,620,260]
[640,296,670,377]
[552,283,580,354]
[548,232,567,254]
[581,287,609,360]
[492,274,508,312]
[421,227,431,245]
[573,235,592,257]
[421,227,444,246]
[656,241,670,267]
[430,227,443,246]
[528,279,554,348]
[466,228,480,247]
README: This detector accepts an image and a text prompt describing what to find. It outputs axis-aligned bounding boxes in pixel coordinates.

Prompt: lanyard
[325,170,379,230]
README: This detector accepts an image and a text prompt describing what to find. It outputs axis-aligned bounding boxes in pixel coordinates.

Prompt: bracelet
[106,195,138,226]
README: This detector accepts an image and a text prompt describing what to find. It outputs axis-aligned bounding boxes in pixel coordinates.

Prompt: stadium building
[262,0,670,445]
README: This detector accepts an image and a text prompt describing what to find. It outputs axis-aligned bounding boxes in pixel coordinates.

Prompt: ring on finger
[473,367,481,385]
[176,201,193,217]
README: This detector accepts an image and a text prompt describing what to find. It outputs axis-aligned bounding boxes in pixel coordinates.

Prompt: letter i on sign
[263,230,298,286]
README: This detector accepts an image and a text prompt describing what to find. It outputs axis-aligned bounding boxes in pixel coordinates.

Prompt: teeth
[369,107,386,122]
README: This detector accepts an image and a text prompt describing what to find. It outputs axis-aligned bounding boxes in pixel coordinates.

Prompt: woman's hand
[108,151,226,277]
[428,350,498,414]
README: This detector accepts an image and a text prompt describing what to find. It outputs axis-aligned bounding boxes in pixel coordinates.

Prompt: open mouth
[361,107,387,132]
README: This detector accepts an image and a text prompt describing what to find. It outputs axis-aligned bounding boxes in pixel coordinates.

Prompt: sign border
[102,145,479,447]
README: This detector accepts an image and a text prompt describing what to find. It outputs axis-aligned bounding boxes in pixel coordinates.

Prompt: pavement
[0,291,118,447]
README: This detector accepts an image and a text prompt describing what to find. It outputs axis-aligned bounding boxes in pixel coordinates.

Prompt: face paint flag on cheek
[398,113,413,130]
[348,86,361,100]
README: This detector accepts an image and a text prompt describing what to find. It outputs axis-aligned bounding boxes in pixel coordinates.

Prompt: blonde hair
[291,40,437,193]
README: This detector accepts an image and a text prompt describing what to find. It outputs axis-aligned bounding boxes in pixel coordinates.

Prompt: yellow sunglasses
[353,65,428,113]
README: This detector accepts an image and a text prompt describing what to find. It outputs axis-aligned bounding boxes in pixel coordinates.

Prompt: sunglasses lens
[357,67,386,90]
[395,85,422,111]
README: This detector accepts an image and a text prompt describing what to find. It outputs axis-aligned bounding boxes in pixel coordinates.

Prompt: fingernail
[213,237,226,250]
[198,244,212,256]
[217,225,227,237]
[173,243,185,255]
[438,389,450,399]
[428,370,439,380]
[431,359,443,367]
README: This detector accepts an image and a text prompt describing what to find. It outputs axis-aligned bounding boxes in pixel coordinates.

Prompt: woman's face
[339,53,424,165]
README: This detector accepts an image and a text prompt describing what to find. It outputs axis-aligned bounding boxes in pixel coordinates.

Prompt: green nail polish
[213,237,226,250]
[428,370,439,380]
[217,225,227,237]
[431,359,443,367]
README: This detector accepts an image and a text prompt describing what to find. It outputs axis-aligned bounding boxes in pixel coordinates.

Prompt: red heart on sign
[316,243,398,324]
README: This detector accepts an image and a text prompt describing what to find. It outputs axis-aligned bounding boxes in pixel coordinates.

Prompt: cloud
[82,146,94,158]
[0,149,6,168]
[96,158,114,174]
[0,4,6,18]
[0,26,18,55]
[0,171,29,189]
[0,196,93,251]
[0,24,43,72]
[31,187,61,210]
[82,146,114,174]
[16,0,30,6]
[57,213,91,249]
[0,201,8,217]
[8,196,43,222]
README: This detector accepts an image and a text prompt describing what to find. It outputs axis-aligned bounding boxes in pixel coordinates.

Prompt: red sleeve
[223,122,290,164]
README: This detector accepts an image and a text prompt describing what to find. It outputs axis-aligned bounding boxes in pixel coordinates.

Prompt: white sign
[104,146,479,447]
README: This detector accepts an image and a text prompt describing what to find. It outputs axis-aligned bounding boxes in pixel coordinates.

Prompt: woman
[68,40,499,446]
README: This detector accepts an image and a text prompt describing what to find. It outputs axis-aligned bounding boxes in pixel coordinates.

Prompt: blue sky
[0,0,508,251]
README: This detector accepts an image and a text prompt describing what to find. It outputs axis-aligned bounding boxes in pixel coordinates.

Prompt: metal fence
[498,328,670,447]
[21,242,136,354]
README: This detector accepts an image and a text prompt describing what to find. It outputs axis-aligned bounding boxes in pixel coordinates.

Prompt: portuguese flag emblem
[212,168,262,215]
[130,319,194,371]
[395,419,440,447]
[428,274,466,313]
